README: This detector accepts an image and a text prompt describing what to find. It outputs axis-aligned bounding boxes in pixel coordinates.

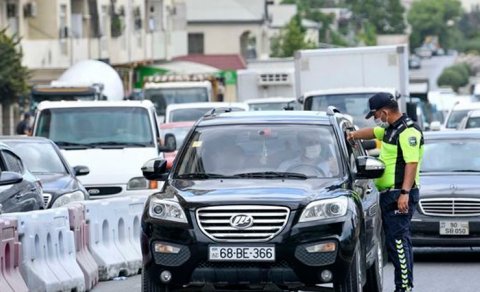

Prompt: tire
[334,243,363,292]
[363,241,384,292]
[141,268,172,292]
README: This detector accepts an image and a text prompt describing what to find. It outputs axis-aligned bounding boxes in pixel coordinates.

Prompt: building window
[188,33,204,54]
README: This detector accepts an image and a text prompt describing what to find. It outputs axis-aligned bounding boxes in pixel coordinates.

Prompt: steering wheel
[286,164,326,177]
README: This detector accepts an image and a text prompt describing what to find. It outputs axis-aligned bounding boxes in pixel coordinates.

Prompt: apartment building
[1,0,187,86]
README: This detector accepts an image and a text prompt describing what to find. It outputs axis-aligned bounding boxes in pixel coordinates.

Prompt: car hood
[35,173,76,193]
[164,178,348,210]
[420,173,480,197]
[60,148,159,185]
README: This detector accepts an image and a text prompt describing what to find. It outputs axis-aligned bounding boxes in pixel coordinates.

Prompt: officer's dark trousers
[380,188,420,292]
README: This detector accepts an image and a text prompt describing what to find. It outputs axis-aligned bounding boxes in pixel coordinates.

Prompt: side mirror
[0,171,23,186]
[297,96,304,104]
[406,102,418,122]
[158,134,176,152]
[430,121,441,131]
[142,158,168,181]
[361,140,377,151]
[356,156,385,179]
[73,165,90,176]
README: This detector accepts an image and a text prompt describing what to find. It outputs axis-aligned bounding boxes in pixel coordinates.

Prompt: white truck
[294,45,413,127]
[142,75,220,122]
[30,60,125,111]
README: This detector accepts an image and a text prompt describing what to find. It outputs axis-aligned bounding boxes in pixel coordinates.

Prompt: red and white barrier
[0,218,28,292]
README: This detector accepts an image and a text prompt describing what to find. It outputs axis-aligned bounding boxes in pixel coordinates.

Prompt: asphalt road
[409,54,457,91]
[93,249,480,292]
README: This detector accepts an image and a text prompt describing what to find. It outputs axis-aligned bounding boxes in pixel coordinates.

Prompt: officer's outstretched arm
[348,128,375,141]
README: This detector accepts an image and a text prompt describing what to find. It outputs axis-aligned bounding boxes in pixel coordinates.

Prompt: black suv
[140,109,386,292]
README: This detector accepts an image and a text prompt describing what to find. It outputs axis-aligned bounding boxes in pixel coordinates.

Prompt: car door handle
[365,187,373,195]
[15,194,23,200]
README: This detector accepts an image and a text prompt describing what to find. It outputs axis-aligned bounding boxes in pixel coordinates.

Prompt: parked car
[246,97,301,111]
[0,142,44,213]
[140,109,386,292]
[0,137,90,208]
[457,110,480,130]
[165,102,248,123]
[408,55,421,70]
[412,130,480,247]
[415,46,433,59]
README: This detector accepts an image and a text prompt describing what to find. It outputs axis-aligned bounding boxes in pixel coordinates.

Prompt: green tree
[270,16,316,57]
[437,63,470,92]
[407,0,463,49]
[348,0,405,34]
[0,29,30,103]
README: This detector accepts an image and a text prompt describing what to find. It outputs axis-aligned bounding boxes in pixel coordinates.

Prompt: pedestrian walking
[347,92,424,292]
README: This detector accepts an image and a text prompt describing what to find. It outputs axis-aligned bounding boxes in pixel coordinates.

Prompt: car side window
[2,150,24,173]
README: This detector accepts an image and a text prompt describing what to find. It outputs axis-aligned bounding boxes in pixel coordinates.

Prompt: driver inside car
[278,132,338,177]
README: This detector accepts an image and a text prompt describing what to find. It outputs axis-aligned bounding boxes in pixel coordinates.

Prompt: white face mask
[374,118,388,128]
[305,145,321,159]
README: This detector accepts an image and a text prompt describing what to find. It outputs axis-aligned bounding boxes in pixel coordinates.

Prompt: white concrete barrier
[2,208,85,292]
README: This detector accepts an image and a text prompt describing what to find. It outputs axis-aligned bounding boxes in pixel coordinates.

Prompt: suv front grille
[419,198,480,216]
[196,205,290,242]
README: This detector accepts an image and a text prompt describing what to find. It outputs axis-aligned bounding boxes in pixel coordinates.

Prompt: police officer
[347,92,423,292]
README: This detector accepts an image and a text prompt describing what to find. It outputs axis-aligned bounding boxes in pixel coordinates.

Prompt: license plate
[209,246,275,261]
[439,221,469,235]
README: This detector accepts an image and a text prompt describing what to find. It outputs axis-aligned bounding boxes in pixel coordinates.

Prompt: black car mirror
[0,171,23,186]
[361,140,377,151]
[356,156,385,179]
[73,165,90,176]
[158,133,176,152]
[142,158,169,181]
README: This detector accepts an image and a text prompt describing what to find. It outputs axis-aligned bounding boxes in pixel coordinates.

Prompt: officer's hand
[346,131,356,141]
[397,194,409,213]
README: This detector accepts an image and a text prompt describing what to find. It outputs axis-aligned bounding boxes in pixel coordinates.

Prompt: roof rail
[327,106,341,116]
[203,107,235,117]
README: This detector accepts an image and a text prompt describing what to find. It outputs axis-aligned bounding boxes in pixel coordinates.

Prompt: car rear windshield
[35,107,154,147]
[305,94,376,128]
[175,124,342,179]
[421,139,480,172]
[6,142,67,174]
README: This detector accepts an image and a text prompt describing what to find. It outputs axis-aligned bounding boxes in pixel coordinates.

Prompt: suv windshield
[35,107,154,147]
[446,109,470,129]
[421,140,480,172]
[175,124,341,178]
[305,94,375,128]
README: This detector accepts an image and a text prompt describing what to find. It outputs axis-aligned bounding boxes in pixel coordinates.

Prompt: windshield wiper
[234,171,308,179]
[85,141,149,147]
[176,173,239,179]
[449,169,480,173]
[55,141,89,148]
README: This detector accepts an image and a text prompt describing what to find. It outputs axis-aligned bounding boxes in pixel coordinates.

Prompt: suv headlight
[51,190,86,208]
[149,197,187,223]
[127,177,158,190]
[299,196,348,222]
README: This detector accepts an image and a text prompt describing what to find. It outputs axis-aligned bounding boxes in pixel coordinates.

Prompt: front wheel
[334,243,363,292]
[142,268,174,292]
[363,241,384,292]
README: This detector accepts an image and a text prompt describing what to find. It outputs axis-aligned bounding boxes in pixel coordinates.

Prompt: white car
[164,102,248,123]
[443,101,480,130]
[457,110,480,130]
[32,100,164,199]
[245,97,300,111]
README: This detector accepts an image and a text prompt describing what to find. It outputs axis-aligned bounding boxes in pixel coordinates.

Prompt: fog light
[306,242,336,253]
[160,270,172,283]
[154,243,180,254]
[321,270,333,282]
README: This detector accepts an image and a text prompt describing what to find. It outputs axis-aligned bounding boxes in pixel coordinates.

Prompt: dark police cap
[365,92,396,119]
